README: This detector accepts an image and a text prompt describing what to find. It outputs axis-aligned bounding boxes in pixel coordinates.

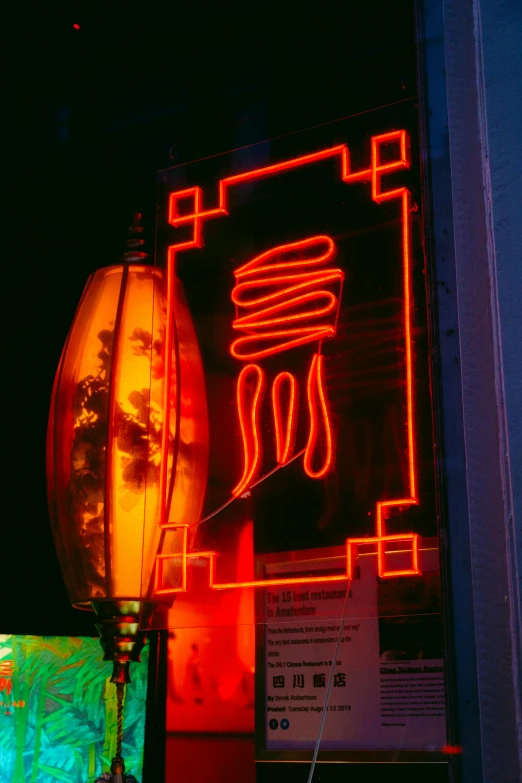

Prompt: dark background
[5,1,417,635]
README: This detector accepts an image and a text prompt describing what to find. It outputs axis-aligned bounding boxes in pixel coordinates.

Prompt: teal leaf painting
[0,636,148,783]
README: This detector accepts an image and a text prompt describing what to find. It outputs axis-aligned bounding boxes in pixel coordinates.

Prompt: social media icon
[281,718,290,730]
[269,719,279,730]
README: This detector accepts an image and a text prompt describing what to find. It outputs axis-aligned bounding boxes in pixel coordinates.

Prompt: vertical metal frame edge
[416,2,483,781]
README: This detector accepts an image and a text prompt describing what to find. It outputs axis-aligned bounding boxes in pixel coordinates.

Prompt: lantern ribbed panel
[46,264,208,607]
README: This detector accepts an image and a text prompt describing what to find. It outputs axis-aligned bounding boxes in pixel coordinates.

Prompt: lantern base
[92,600,149,683]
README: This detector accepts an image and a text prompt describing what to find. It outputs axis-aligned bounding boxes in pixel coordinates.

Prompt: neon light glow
[230,234,342,490]
[272,372,298,465]
[160,128,422,587]
[154,522,352,596]
[158,252,177,529]
[234,235,336,276]
[233,290,337,329]
[154,522,426,595]
[304,353,334,479]
[232,364,265,497]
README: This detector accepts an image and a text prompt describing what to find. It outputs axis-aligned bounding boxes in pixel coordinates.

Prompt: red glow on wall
[158,128,422,589]
[441,745,463,755]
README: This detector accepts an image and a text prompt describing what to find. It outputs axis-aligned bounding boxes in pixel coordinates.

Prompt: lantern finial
[121,212,149,264]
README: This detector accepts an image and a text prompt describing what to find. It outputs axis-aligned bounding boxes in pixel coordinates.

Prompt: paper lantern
[47,258,208,681]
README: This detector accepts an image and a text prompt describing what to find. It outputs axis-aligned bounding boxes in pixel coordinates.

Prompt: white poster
[264,551,445,751]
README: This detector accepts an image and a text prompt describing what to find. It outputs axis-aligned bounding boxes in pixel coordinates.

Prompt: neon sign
[155,128,422,595]
[231,234,343,491]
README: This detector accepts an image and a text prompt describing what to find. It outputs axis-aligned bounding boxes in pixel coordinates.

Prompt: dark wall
[4,1,416,634]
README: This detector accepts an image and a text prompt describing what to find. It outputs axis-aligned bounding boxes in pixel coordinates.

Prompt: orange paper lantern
[47,260,208,677]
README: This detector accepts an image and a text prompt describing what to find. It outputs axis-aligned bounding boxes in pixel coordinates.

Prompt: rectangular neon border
[156,129,422,593]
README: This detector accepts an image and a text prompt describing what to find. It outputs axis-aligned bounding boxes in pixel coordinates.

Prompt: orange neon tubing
[371,130,409,203]
[376,498,418,538]
[169,186,202,224]
[220,146,351,207]
[368,132,418,577]
[231,270,343,308]
[164,130,421,580]
[154,525,189,595]
[346,532,421,580]
[211,572,349,590]
[401,190,416,499]
[166,135,408,252]
[231,325,335,361]
[234,235,336,277]
[231,269,344,310]
[230,277,342,358]
[272,372,298,464]
[304,353,333,479]
[233,290,337,329]
[153,526,425,592]
[231,236,343,360]
[232,364,265,497]
[168,186,206,249]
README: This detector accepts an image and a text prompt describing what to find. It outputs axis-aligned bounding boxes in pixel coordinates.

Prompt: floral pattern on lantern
[47,264,208,607]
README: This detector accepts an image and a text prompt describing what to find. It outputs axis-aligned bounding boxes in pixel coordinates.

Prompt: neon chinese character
[231,236,344,496]
[160,129,423,589]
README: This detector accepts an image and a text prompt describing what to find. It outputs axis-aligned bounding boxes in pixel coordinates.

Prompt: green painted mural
[0,635,148,782]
